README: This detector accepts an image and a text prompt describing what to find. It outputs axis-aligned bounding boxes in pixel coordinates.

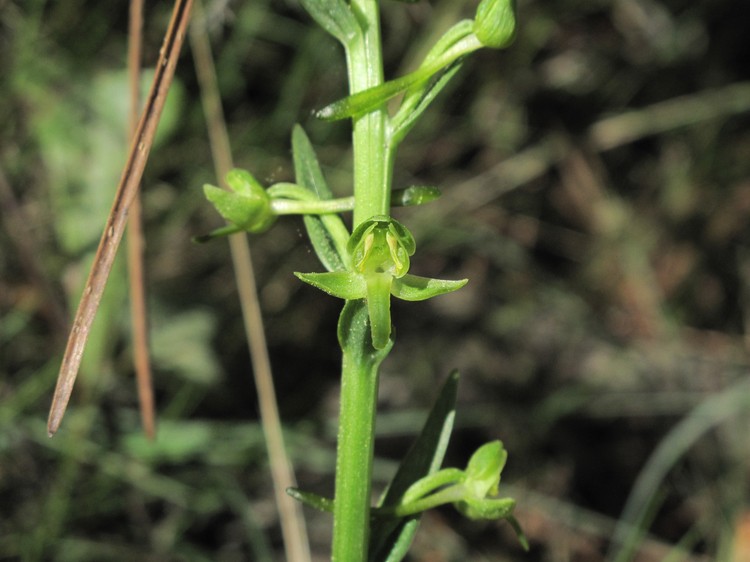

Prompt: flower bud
[473,0,516,49]
[203,169,275,233]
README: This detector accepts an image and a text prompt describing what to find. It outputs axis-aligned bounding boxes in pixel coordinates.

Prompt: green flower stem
[346,0,390,227]
[333,301,392,562]
[394,484,467,518]
[270,196,355,215]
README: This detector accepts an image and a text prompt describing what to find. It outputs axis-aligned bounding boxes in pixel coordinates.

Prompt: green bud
[393,185,441,207]
[203,168,276,233]
[473,0,516,49]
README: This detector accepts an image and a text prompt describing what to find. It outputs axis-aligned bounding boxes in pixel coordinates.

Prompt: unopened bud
[473,0,516,49]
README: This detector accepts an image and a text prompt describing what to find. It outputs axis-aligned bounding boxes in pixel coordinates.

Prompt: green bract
[296,216,467,349]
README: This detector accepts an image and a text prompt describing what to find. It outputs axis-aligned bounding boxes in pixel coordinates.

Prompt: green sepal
[294,271,366,300]
[191,224,242,244]
[203,180,275,233]
[286,487,334,513]
[391,274,468,301]
[456,495,516,520]
[508,516,530,551]
[225,168,264,196]
[473,0,517,49]
[299,0,361,46]
[464,441,507,498]
[366,273,394,350]
[453,441,518,523]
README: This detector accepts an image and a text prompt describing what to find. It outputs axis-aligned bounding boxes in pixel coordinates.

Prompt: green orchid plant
[197,0,525,559]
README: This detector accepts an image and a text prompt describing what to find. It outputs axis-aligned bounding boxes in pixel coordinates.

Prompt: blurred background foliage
[2,0,750,560]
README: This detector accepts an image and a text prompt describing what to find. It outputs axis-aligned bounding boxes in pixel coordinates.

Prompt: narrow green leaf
[391,274,468,301]
[286,487,334,513]
[315,31,481,121]
[390,61,464,147]
[292,124,333,200]
[316,72,423,121]
[390,20,475,144]
[379,523,420,562]
[369,371,460,562]
[291,125,349,271]
[299,0,361,46]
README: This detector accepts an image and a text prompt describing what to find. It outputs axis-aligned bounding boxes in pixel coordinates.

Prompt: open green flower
[296,216,467,349]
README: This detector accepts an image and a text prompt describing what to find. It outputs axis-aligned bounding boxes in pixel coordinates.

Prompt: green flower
[296,216,467,349]
[454,441,515,520]
[383,440,527,548]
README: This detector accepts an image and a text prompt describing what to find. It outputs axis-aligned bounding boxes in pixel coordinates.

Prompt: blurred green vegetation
[2,0,750,560]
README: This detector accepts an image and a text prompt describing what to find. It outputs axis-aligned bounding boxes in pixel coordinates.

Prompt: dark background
[2,0,750,560]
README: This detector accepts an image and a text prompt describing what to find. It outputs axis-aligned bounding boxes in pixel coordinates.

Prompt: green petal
[294,271,366,300]
[391,274,468,301]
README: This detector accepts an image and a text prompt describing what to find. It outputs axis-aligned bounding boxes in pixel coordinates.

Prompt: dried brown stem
[189,3,311,560]
[47,0,194,436]
[125,0,156,440]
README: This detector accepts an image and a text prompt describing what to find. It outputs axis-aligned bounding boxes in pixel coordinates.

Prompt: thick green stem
[333,301,392,561]
[347,0,390,227]
[333,2,392,560]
